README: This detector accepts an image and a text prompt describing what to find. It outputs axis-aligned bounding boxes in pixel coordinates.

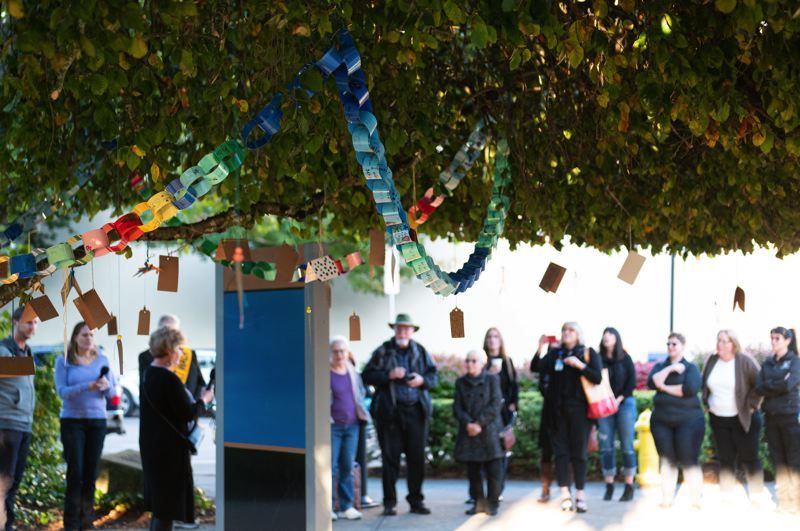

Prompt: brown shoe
[538,461,553,503]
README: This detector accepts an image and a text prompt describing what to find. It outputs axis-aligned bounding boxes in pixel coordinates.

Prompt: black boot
[619,483,634,502]
[603,483,614,501]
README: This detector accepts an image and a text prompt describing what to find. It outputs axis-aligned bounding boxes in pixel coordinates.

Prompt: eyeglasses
[666,342,680,347]
[465,359,480,364]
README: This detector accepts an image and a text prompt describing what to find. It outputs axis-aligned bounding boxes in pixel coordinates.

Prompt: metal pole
[669,254,675,333]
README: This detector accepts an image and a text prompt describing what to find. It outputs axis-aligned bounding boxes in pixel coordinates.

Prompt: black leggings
[356,420,368,498]
[551,403,591,489]
[709,412,763,492]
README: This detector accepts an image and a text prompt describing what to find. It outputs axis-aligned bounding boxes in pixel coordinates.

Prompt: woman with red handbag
[536,322,602,513]
[647,333,705,508]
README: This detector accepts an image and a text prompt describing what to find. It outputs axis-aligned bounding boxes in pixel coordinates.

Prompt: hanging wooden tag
[733,286,745,312]
[349,312,361,341]
[0,260,7,278]
[450,307,465,338]
[107,315,118,336]
[157,255,179,292]
[20,304,37,323]
[369,228,385,266]
[0,357,35,378]
[539,262,567,293]
[117,336,124,375]
[137,307,151,335]
[28,295,59,322]
[617,251,646,285]
[73,289,112,330]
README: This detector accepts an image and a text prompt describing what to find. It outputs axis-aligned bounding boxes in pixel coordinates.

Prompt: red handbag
[580,349,619,420]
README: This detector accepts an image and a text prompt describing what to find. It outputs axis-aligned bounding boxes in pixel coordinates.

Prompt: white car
[119,348,216,416]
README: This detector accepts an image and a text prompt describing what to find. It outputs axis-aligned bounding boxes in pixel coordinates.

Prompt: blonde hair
[717,329,742,355]
[561,321,585,347]
[149,327,185,359]
[465,349,488,365]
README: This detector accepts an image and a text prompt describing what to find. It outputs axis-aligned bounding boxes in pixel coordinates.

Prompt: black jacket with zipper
[756,350,800,416]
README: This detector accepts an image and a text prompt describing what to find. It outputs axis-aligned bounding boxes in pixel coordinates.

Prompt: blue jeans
[332,422,359,511]
[597,396,637,478]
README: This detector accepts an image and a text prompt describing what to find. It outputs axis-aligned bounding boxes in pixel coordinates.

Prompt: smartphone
[546,335,558,344]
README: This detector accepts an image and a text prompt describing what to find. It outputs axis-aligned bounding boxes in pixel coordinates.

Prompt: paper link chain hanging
[0,29,509,297]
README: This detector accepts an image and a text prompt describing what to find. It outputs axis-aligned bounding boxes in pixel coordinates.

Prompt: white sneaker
[343,507,363,520]
[332,511,338,521]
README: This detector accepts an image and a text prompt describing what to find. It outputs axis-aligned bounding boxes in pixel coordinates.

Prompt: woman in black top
[535,322,602,513]
[596,327,637,502]
[140,327,213,531]
[647,333,704,508]
[484,327,518,496]
[755,326,800,513]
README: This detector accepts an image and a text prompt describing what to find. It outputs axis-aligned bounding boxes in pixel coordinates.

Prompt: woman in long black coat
[453,349,504,516]
[140,327,214,531]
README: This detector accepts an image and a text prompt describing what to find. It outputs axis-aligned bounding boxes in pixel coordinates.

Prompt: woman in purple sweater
[55,322,118,531]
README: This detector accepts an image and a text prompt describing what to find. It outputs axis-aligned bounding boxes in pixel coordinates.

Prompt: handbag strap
[142,369,196,448]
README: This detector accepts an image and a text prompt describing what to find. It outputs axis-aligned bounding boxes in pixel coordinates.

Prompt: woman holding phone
[55,322,118,531]
[484,327,518,496]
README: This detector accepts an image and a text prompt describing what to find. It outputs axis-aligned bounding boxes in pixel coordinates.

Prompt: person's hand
[90,377,109,392]
[652,371,667,389]
[564,356,585,370]
[615,395,625,407]
[406,373,424,388]
[671,363,685,374]
[389,367,407,380]
[538,335,549,351]
[488,363,501,375]
[201,388,215,405]
[466,422,482,437]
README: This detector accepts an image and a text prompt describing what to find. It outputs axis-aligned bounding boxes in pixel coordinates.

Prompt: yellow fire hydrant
[634,408,660,487]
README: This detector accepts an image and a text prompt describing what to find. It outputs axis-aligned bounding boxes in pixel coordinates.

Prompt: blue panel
[224,289,305,449]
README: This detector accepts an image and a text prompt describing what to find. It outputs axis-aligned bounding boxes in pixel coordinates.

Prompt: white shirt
[707,357,738,417]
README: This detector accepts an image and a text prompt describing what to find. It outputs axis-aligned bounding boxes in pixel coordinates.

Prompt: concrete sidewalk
[336,479,797,530]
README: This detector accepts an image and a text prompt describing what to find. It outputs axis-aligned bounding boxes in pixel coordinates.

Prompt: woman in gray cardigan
[701,330,765,502]
[453,349,504,516]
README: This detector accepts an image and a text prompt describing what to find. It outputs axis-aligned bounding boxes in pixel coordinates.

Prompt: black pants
[356,420,368,499]
[709,412,763,492]
[61,418,106,530]
[466,459,502,508]
[765,413,800,508]
[551,403,591,490]
[0,429,31,531]
[376,402,427,507]
[651,414,705,467]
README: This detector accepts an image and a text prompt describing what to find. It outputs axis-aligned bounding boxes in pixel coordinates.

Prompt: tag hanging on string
[368,228,384,278]
[450,307,465,338]
[349,312,361,341]
[107,315,118,336]
[73,289,112,330]
[137,306,151,335]
[733,286,745,312]
[26,295,59,322]
[617,251,646,285]
[157,255,179,292]
[0,357,35,377]
[539,262,567,293]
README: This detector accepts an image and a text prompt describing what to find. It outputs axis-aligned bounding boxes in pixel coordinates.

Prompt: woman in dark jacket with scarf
[484,327,518,495]
[535,322,602,513]
[756,326,800,513]
[140,327,213,531]
[597,327,637,502]
[453,349,504,516]
[701,330,765,503]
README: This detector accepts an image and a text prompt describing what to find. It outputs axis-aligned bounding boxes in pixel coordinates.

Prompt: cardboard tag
[450,307,465,338]
[117,336,124,375]
[157,255,179,292]
[539,262,567,293]
[20,304,37,323]
[28,295,59,322]
[309,256,339,282]
[618,251,646,285]
[349,312,361,341]
[107,315,118,336]
[137,307,151,335]
[369,228,385,266]
[0,357,35,377]
[733,286,745,312]
[73,289,112,330]
[0,260,7,278]
[345,252,364,270]
[216,239,252,262]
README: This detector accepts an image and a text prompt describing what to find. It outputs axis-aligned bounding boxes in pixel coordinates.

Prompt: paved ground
[102,416,216,498]
[336,478,797,530]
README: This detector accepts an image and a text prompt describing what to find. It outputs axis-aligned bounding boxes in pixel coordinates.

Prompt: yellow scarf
[172,345,193,384]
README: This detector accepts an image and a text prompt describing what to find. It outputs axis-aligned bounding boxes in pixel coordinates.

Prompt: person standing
[701,329,765,503]
[140,327,214,531]
[55,322,118,531]
[648,333,705,508]
[530,334,555,503]
[345,350,378,511]
[597,327,637,502]
[756,326,800,513]
[0,306,37,531]
[484,328,518,497]
[330,337,369,521]
[536,322,602,513]
[138,315,206,530]
[454,350,504,516]
[362,314,437,516]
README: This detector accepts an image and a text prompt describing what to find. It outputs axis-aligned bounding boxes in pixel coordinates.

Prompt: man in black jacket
[362,314,437,516]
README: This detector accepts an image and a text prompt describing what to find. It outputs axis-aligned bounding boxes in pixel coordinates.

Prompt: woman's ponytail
[789,329,799,355]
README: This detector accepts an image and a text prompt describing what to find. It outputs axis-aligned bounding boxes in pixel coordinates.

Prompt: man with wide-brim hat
[363,313,438,516]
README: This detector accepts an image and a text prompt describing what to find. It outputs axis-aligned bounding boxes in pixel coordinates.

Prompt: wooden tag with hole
[618,251,646,285]
[450,307,465,338]
[0,357,35,378]
[157,255,179,292]
[137,307,151,335]
[369,229,385,266]
[539,262,567,293]
[349,312,361,341]
[73,289,112,330]
[733,286,745,312]
[28,295,58,322]
[107,315,118,336]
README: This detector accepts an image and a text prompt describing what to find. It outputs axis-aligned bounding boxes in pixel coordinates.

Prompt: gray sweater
[0,337,35,433]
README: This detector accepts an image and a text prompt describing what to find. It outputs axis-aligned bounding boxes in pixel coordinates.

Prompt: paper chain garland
[0,29,509,298]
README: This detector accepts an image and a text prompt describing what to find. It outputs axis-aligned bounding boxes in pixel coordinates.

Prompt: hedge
[428,391,774,479]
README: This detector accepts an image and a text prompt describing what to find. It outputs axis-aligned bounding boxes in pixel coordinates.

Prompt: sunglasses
[666,341,680,347]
